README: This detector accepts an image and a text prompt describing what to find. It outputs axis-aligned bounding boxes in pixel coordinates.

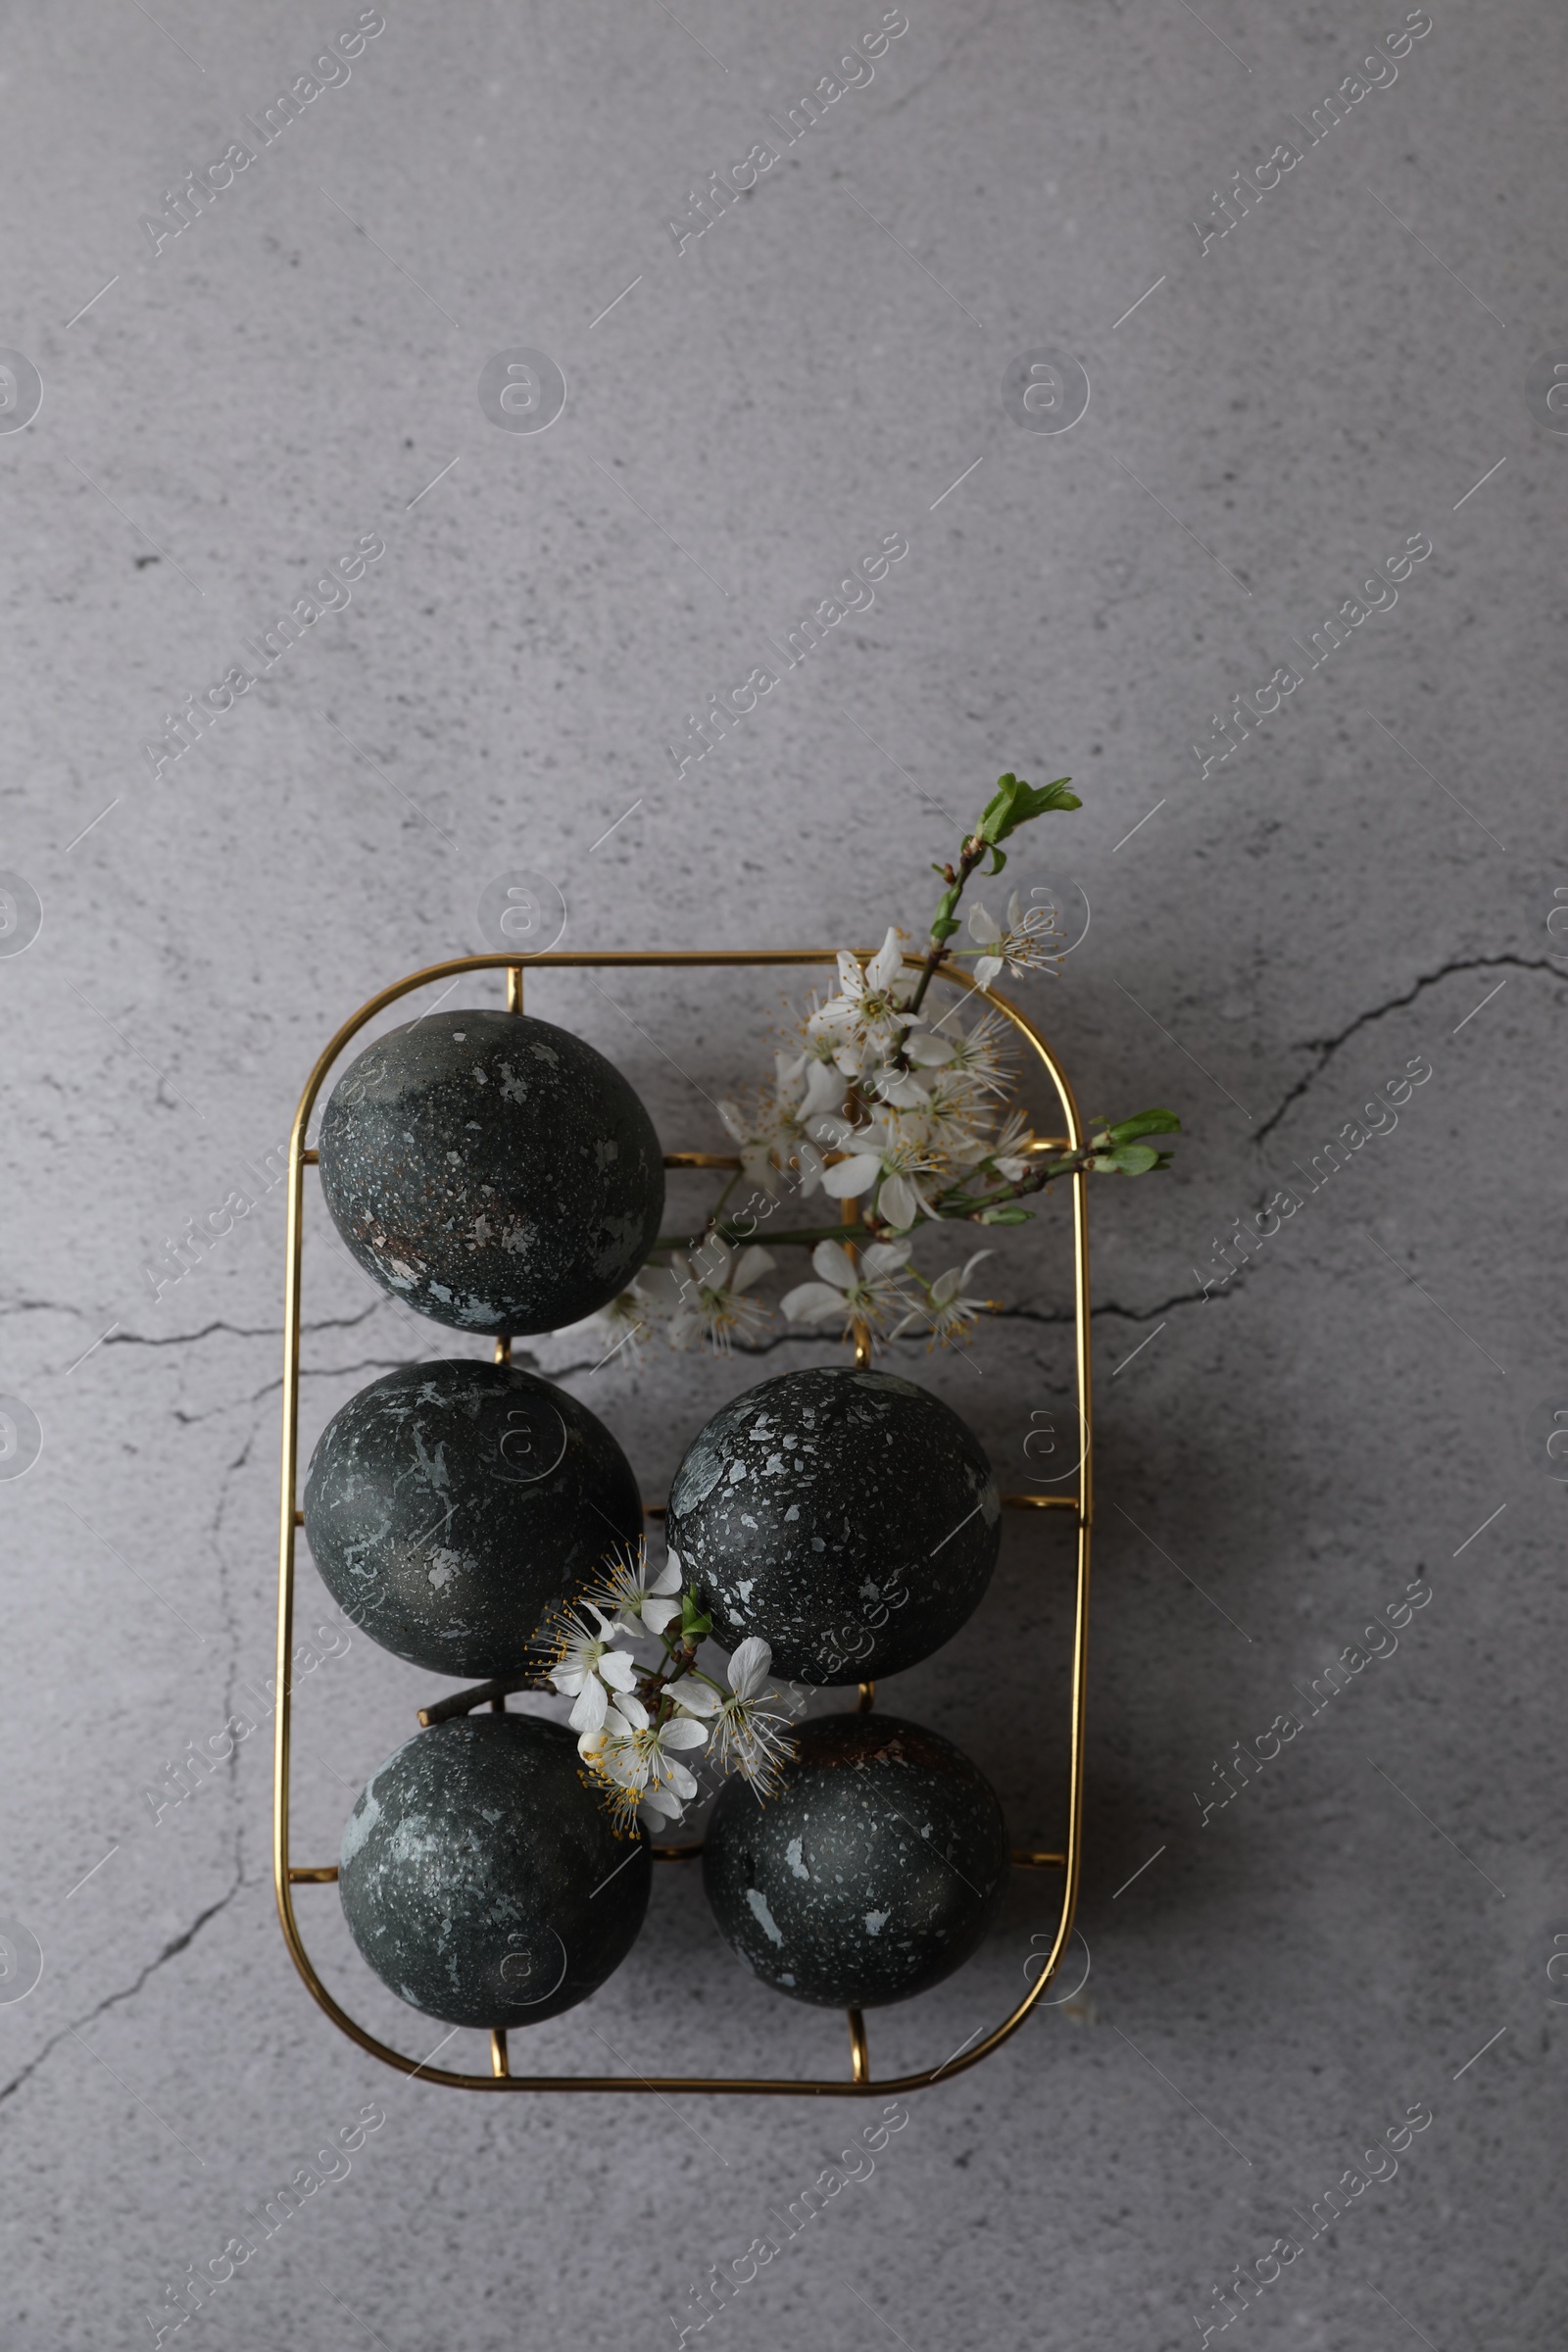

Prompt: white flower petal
[664,1759,701,1799]
[661,1717,709,1751]
[967,903,1001,946]
[905,1031,957,1066]
[834,950,862,997]
[874,1070,930,1110]
[867,925,905,993]
[808,1113,856,1148]
[879,1173,921,1231]
[802,1060,846,1114]
[973,955,1004,990]
[568,1681,609,1733]
[649,1558,682,1595]
[731,1245,776,1295]
[821,1152,881,1200]
[666,1677,720,1717]
[795,1140,826,1198]
[641,1595,682,1635]
[861,1240,913,1279]
[598,1649,639,1691]
[810,1239,858,1289]
[692,1236,733,1288]
[608,1694,649,1733]
[728,1636,772,1697]
[780,1282,850,1325]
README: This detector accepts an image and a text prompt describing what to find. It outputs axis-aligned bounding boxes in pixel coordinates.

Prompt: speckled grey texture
[666,1367,1000,1683]
[338,1714,648,2030]
[303,1357,641,1677]
[704,1712,1008,2009]
[6,2,1566,2345]
[318,1009,664,1335]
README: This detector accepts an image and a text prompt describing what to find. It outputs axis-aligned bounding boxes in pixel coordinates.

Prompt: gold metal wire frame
[273,950,1094,2096]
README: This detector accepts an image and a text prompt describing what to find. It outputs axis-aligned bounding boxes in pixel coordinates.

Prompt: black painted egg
[703,1711,1008,2008]
[339,1713,649,2030]
[665,1366,1000,1685]
[304,1358,642,1678]
[317,1009,664,1335]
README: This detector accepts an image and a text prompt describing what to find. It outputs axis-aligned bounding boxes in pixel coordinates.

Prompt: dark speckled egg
[703,1711,1008,2008]
[665,1366,1000,1685]
[339,1713,649,2030]
[317,1009,664,1335]
[304,1358,642,1678]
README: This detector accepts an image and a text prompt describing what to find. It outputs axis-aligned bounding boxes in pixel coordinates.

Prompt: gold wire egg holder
[273,949,1093,2097]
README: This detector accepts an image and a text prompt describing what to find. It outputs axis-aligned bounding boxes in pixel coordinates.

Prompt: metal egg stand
[273,949,1093,2096]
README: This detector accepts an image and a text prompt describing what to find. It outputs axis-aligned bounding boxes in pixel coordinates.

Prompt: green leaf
[1093,1143,1162,1174]
[979,1204,1035,1224]
[978,771,1081,847]
[1104,1107,1182,1146]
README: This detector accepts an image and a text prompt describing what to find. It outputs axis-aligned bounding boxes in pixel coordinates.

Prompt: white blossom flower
[807,1108,944,1229]
[985,1108,1038,1184]
[716,1057,802,1196]
[551,1279,656,1366]
[806,927,914,1068]
[915,1073,995,1178]
[966,892,1062,989]
[865,1115,947,1231]
[581,1694,710,1829]
[709,1637,799,1794]
[643,1237,775,1352]
[933,1008,1014,1098]
[585,1542,683,1639]
[717,1051,846,1196]
[541,1603,639,1734]
[781,1237,913,1338]
[893,1251,998,1348]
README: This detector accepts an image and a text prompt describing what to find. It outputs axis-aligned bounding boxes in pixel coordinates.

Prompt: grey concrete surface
[2,1,1564,2345]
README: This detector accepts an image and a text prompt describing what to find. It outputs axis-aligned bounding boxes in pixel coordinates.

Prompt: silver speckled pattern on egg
[665,1366,1000,1684]
[702,1712,1009,2008]
[317,1008,664,1336]
[304,1357,642,1677]
[338,1713,650,2031]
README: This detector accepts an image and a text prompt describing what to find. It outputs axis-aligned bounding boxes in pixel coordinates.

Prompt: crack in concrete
[0,1876,248,2116]
[102,1302,382,1352]
[245,1353,442,1407]
[1001,1282,1240,1329]
[1251,955,1558,1147]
